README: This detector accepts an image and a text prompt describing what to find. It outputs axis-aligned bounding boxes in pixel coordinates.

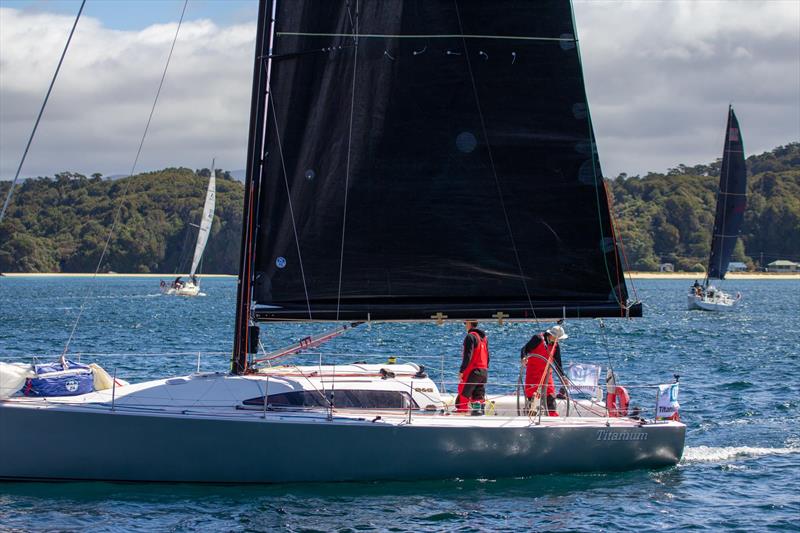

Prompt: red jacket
[523,334,556,398]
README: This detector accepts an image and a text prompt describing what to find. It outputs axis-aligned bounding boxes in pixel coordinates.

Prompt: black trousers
[460,368,488,401]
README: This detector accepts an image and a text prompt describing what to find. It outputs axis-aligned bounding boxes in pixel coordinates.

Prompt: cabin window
[243,390,418,409]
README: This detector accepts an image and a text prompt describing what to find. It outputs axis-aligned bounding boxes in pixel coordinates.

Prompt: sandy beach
[627,272,799,280]
[1,272,797,280]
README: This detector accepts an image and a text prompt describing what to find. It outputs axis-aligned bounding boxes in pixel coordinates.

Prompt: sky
[0,0,798,180]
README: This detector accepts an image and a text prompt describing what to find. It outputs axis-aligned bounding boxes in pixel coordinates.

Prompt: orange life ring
[605,386,630,417]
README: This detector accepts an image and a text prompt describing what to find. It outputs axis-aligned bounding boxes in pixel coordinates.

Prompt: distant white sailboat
[162,165,216,297]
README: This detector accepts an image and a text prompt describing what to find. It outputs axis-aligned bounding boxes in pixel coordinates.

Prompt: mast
[232,0,276,374]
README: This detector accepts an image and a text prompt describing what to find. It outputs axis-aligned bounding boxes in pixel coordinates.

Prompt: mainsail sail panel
[251,1,636,320]
[707,107,747,280]
[189,170,216,277]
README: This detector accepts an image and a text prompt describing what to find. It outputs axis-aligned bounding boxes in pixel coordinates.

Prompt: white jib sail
[189,169,216,277]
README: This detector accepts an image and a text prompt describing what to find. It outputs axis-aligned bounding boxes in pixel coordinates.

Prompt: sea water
[0,276,798,531]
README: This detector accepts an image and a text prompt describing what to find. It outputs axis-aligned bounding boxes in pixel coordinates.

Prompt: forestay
[248,1,639,321]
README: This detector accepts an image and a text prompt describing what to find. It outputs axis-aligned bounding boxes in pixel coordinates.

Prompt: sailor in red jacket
[521,325,567,416]
[456,320,489,414]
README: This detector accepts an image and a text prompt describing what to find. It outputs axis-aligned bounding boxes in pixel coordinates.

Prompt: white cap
[545,325,568,341]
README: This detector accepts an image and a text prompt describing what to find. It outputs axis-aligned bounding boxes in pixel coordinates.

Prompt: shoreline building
[766,260,799,273]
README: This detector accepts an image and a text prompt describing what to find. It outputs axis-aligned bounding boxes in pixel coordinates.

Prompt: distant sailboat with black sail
[0,0,685,483]
[161,164,216,297]
[688,106,747,311]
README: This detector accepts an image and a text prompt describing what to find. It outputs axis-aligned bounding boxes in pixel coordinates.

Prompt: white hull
[0,365,684,482]
[687,289,740,311]
[162,281,203,297]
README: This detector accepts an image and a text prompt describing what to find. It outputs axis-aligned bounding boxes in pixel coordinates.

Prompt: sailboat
[687,106,746,311]
[161,166,216,297]
[0,1,685,482]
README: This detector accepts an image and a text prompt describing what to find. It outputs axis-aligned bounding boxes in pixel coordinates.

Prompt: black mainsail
[235,0,639,354]
[706,106,747,281]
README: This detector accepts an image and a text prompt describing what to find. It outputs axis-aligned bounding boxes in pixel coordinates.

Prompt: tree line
[0,168,242,274]
[0,143,798,273]
[607,142,799,271]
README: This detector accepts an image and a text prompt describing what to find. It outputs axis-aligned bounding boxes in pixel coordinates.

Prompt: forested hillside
[0,143,798,273]
[607,142,800,271]
[0,168,243,273]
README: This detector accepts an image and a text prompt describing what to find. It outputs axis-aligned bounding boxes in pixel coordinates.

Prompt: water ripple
[682,445,800,463]
[1,277,799,531]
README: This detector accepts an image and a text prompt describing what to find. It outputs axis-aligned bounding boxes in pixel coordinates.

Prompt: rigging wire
[60,0,190,357]
[596,317,619,419]
[604,181,625,312]
[597,318,615,372]
[569,6,627,313]
[268,91,314,320]
[0,0,86,224]
[603,181,639,307]
[172,222,194,275]
[452,0,537,320]
[605,185,640,303]
[336,0,359,320]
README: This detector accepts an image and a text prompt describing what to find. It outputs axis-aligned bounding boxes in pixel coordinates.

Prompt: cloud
[574,0,800,176]
[1,2,798,180]
[0,7,255,179]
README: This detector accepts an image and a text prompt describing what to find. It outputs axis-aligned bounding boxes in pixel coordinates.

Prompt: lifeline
[596,430,648,441]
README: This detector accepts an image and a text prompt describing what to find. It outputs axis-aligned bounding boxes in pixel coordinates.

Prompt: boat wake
[682,445,800,463]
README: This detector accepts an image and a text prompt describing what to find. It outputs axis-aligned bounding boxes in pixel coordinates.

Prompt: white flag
[566,363,601,396]
[657,383,680,420]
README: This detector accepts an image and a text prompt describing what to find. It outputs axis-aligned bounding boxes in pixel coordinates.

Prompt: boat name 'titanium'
[596,430,649,441]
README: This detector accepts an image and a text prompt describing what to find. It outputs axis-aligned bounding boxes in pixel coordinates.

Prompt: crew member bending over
[521,325,567,416]
[456,320,489,415]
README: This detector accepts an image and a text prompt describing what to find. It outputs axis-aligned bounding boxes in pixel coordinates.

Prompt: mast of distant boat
[188,159,216,282]
[705,105,734,289]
